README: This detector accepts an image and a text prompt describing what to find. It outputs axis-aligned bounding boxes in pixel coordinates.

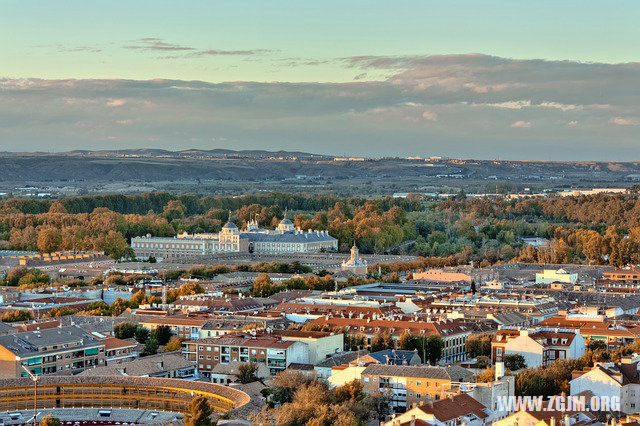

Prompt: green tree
[184,396,213,426]
[151,325,172,345]
[423,335,443,365]
[397,332,417,351]
[113,322,137,339]
[236,362,259,384]
[589,340,607,351]
[141,338,158,357]
[465,334,492,358]
[504,354,526,371]
[134,326,150,343]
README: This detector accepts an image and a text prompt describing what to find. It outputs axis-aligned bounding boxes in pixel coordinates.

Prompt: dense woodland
[2,192,640,267]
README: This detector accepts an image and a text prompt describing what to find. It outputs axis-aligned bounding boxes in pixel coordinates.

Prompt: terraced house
[0,325,105,378]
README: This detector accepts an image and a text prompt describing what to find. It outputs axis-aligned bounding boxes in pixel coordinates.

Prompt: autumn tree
[165,336,184,352]
[39,415,61,426]
[184,396,213,426]
[371,330,394,352]
[37,227,61,253]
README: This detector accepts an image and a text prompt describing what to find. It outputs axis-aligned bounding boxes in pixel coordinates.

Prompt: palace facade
[131,212,338,260]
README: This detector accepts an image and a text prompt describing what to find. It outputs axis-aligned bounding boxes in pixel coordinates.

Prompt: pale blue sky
[2,1,639,82]
[1,1,639,158]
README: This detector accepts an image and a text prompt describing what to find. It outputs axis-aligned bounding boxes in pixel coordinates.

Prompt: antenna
[21,365,38,426]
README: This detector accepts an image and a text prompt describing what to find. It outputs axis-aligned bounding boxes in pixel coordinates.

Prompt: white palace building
[131,212,338,260]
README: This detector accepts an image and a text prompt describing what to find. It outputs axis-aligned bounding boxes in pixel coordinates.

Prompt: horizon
[1,1,639,159]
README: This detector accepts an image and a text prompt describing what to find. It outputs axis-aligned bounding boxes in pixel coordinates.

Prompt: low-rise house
[314,350,369,379]
[270,329,343,364]
[78,352,196,378]
[199,318,267,338]
[210,361,270,385]
[0,325,106,377]
[535,268,578,285]
[170,295,263,314]
[492,410,597,426]
[366,349,422,366]
[361,364,474,411]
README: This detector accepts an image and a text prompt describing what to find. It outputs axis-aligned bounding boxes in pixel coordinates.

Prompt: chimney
[549,417,556,426]
[495,362,505,380]
[563,414,570,426]
[410,415,415,426]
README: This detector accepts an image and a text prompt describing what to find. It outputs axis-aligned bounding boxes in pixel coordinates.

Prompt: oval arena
[0,376,250,419]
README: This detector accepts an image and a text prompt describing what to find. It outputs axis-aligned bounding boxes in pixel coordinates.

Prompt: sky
[1,1,640,159]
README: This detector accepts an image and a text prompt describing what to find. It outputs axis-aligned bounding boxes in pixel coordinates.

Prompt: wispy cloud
[124,38,271,59]
[124,38,195,52]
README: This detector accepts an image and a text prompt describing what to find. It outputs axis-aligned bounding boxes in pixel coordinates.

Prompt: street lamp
[21,365,38,426]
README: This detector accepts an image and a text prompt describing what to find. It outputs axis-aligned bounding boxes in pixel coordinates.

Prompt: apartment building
[310,317,471,362]
[361,364,474,411]
[0,325,106,378]
[182,334,309,377]
[604,267,640,284]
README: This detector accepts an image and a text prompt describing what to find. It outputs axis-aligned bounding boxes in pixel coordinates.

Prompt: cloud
[511,120,532,128]
[124,38,195,52]
[610,117,640,126]
[124,38,271,59]
[422,111,438,122]
[1,54,640,159]
[106,98,127,107]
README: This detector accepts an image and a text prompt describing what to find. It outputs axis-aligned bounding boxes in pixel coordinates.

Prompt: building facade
[182,335,309,377]
[361,364,474,411]
[131,213,337,260]
[0,325,106,378]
